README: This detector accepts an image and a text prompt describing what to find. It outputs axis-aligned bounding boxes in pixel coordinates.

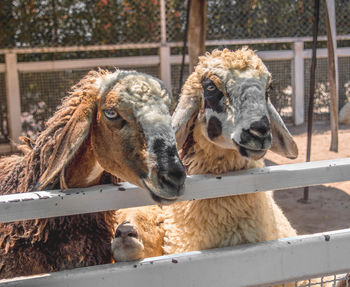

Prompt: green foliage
[1,0,349,49]
[0,0,160,48]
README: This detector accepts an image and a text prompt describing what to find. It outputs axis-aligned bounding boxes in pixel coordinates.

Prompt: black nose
[115,221,138,239]
[249,116,270,137]
[159,160,186,192]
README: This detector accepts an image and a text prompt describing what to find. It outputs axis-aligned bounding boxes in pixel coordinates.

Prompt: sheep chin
[141,178,182,205]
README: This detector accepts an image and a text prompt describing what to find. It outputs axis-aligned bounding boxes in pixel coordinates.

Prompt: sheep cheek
[90,120,144,187]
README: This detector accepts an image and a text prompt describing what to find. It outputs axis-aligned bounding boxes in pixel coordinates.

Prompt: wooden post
[302,0,320,203]
[325,0,338,152]
[292,41,305,125]
[187,0,206,74]
[5,53,22,148]
[159,0,172,91]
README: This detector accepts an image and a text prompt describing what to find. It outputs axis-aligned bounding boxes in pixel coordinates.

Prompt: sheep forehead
[113,74,172,109]
[198,48,267,71]
[197,48,271,86]
[202,67,269,94]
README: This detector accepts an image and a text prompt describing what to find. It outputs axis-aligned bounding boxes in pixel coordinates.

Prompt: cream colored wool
[163,48,297,254]
[162,124,296,254]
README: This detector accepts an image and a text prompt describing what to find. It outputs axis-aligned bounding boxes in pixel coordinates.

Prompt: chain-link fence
[2,0,350,49]
[0,0,160,49]
[18,65,159,139]
[304,56,350,122]
[264,60,293,123]
[1,0,350,144]
[263,273,350,287]
[0,73,8,144]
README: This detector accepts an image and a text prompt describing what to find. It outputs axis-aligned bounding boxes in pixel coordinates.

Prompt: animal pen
[0,0,350,286]
[0,159,350,286]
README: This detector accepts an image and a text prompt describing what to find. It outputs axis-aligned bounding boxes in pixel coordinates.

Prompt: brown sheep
[111,206,164,262]
[0,69,186,279]
[336,275,350,287]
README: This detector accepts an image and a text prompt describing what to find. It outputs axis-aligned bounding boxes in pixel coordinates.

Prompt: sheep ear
[37,100,96,190]
[267,99,298,159]
[172,91,200,149]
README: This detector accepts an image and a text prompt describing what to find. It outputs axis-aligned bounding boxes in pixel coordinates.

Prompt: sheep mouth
[239,146,267,160]
[141,179,181,204]
[233,140,267,160]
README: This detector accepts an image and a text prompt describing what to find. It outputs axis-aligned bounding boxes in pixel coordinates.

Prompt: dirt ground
[265,121,350,235]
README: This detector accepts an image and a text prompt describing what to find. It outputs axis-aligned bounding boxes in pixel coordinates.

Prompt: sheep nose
[249,116,270,138]
[159,161,186,194]
[115,222,138,239]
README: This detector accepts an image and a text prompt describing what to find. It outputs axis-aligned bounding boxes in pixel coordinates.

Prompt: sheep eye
[265,91,269,101]
[128,232,138,238]
[104,109,119,120]
[265,84,273,101]
[206,85,216,92]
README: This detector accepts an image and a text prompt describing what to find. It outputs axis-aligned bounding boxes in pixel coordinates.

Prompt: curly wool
[162,48,297,254]
[0,70,124,278]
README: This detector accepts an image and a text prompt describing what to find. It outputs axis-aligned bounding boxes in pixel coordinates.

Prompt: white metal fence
[0,158,350,286]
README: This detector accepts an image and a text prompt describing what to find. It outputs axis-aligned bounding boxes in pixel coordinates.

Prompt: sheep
[111,205,164,262]
[336,275,350,287]
[339,102,350,125]
[0,69,186,279]
[112,47,298,262]
[162,49,298,254]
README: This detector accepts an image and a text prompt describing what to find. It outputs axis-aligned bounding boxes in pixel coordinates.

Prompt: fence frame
[0,0,348,152]
[1,157,350,222]
[2,36,350,152]
[0,158,350,286]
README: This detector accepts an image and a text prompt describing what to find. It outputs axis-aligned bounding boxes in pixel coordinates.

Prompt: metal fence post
[5,53,22,148]
[292,41,305,125]
[159,0,172,91]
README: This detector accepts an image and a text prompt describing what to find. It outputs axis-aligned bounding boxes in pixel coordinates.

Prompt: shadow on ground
[274,185,350,235]
[265,158,350,235]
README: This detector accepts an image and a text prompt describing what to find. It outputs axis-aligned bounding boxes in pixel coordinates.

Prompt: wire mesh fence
[264,60,293,123]
[206,0,327,41]
[18,65,159,138]
[304,55,350,122]
[1,0,350,144]
[304,58,330,122]
[0,0,161,49]
[263,273,350,287]
[0,73,9,144]
[1,0,350,50]
[338,56,350,109]
[170,63,189,100]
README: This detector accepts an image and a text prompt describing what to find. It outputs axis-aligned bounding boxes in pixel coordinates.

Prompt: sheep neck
[64,135,104,188]
[163,125,268,253]
[182,124,263,175]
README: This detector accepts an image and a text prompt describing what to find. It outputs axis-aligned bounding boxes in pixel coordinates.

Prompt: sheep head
[173,48,298,161]
[111,206,164,262]
[38,70,186,204]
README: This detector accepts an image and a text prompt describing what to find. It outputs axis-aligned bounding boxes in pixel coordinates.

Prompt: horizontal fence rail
[1,229,350,287]
[1,35,350,55]
[0,158,350,286]
[1,158,350,223]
